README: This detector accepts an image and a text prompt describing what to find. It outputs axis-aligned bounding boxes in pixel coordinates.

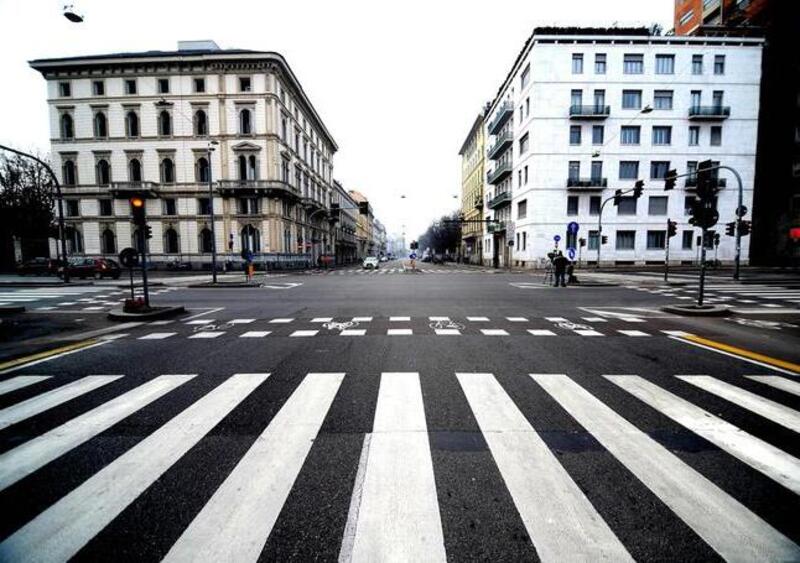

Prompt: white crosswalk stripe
[0,376,51,397]
[745,375,800,397]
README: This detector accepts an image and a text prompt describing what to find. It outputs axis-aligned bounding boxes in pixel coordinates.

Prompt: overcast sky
[0,0,672,240]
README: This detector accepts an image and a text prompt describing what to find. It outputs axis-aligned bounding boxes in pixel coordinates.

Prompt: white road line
[0,375,122,431]
[429,316,449,321]
[467,316,490,322]
[352,317,373,322]
[268,318,294,323]
[545,317,567,322]
[0,376,51,397]
[534,373,800,562]
[389,316,410,322]
[677,375,800,433]
[311,317,333,323]
[240,331,271,338]
[138,332,176,340]
[185,320,215,325]
[387,329,413,336]
[582,317,607,323]
[0,373,269,563]
[611,375,800,494]
[341,329,366,336]
[458,373,631,561]
[619,317,645,323]
[506,317,529,322]
[669,335,797,375]
[188,332,225,339]
[661,330,693,337]
[745,376,800,397]
[528,329,556,336]
[345,372,446,562]
[164,373,343,563]
[434,329,460,336]
[290,330,318,337]
[228,319,255,324]
[0,374,195,492]
[481,329,509,336]
[182,307,225,321]
[575,329,604,336]
[618,330,650,337]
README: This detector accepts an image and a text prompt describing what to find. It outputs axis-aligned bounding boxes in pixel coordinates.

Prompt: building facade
[30,41,339,268]
[482,27,763,267]
[348,190,373,259]
[373,219,387,256]
[332,180,358,265]
[458,112,487,265]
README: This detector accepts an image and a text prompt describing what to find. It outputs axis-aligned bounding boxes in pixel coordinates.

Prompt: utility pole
[207,141,219,283]
[665,219,677,283]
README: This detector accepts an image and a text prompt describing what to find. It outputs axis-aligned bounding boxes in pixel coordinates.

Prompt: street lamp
[63,4,84,22]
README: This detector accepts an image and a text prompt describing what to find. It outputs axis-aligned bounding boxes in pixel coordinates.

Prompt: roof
[28,48,264,65]
[458,112,486,156]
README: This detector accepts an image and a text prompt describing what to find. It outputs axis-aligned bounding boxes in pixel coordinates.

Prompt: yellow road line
[0,339,99,372]
[681,334,800,374]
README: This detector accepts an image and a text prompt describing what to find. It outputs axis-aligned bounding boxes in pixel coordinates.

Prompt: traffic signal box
[130,196,145,226]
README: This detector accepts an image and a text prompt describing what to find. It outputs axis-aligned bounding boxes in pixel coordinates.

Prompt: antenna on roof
[63,4,84,22]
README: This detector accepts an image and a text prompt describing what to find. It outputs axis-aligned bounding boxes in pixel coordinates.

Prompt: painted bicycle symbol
[323,320,360,332]
[556,321,591,331]
[428,319,465,331]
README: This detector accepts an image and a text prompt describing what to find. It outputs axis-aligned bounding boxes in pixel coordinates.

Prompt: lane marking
[434,329,460,335]
[269,318,294,324]
[481,329,508,336]
[387,329,413,336]
[341,329,366,336]
[575,329,604,336]
[0,376,52,397]
[506,317,529,322]
[389,316,410,322]
[138,333,176,340]
[745,375,800,397]
[290,330,318,337]
[182,307,224,321]
[311,317,333,323]
[240,331,271,338]
[228,319,255,324]
[618,330,650,337]
[352,317,373,322]
[0,339,109,375]
[186,320,215,325]
[528,329,556,336]
[675,335,800,375]
[429,316,449,321]
[467,316,490,322]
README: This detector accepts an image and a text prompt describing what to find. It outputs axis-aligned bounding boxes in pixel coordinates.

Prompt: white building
[481,27,763,268]
[30,40,338,268]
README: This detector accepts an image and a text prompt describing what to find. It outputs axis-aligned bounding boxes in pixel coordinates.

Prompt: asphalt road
[1,261,799,562]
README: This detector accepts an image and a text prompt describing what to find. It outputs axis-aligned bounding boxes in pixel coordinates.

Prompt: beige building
[458,111,487,264]
[348,190,373,258]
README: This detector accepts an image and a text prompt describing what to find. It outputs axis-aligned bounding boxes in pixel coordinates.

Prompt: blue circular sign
[553,235,561,242]
[567,221,580,234]
[410,253,417,260]
[567,247,576,260]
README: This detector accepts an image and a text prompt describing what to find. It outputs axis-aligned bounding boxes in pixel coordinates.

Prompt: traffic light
[358,201,370,215]
[696,159,717,200]
[144,225,153,240]
[738,220,751,236]
[667,219,677,238]
[688,198,719,229]
[601,235,608,245]
[130,196,145,226]
[713,233,720,247]
[329,202,340,222]
[613,189,623,206]
[410,241,418,250]
[578,237,586,247]
[725,221,736,236]
[633,180,644,199]
[664,169,678,191]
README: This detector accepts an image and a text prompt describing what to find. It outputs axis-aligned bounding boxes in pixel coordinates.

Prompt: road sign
[241,249,253,262]
[567,247,576,260]
[118,247,139,268]
[553,235,561,242]
[410,253,417,260]
[736,205,748,218]
[567,221,579,235]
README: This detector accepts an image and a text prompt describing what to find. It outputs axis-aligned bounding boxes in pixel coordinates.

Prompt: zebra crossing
[630,280,800,309]
[1,370,798,560]
[309,267,494,275]
[0,285,180,311]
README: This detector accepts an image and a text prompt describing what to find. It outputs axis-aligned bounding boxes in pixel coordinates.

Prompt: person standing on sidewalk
[552,251,568,287]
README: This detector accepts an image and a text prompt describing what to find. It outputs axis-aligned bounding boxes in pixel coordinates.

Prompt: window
[712,90,724,107]
[619,161,639,179]
[124,79,137,95]
[651,161,670,179]
[199,228,213,253]
[622,90,642,109]
[680,10,695,26]
[240,225,261,253]
[688,126,700,146]
[703,230,716,249]
[589,196,601,215]
[66,226,83,254]
[101,228,116,254]
[690,90,701,109]
[684,195,696,215]
[567,196,579,216]
[128,158,142,182]
[164,228,180,254]
[525,97,530,118]
[62,160,77,186]
[197,197,212,215]
[595,53,606,74]
[240,155,258,181]
[623,54,644,74]
[682,231,694,250]
[686,160,698,183]
[692,54,703,75]
[590,161,603,180]
[572,53,583,74]
[618,198,637,216]
[519,133,529,154]
[239,108,252,135]
[570,89,583,107]
[93,112,107,138]
[163,198,177,216]
[647,230,666,249]
[713,55,725,75]
[125,111,139,137]
[569,125,582,145]
[194,78,206,93]
[96,159,110,185]
[194,109,208,136]
[568,161,580,181]
[616,231,636,250]
[593,89,605,109]
[281,117,288,142]
[58,82,71,97]
[158,111,171,136]
[588,230,600,250]
[517,199,527,219]
[160,158,175,184]
[592,125,604,145]
[196,157,210,183]
[522,232,527,251]
[652,126,672,145]
[66,200,79,217]
[654,90,673,110]
[238,198,259,215]
[524,166,528,184]
[92,80,105,96]
[239,76,252,92]
[158,78,170,94]
[655,55,675,75]
[97,199,112,217]
[60,114,74,139]
[648,196,668,215]
[620,126,640,145]
[710,126,722,146]
[520,64,530,88]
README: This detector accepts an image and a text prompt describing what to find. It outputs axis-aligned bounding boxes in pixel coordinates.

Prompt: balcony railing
[487,101,514,135]
[217,180,300,198]
[487,131,513,160]
[487,161,513,185]
[487,220,507,233]
[685,177,727,188]
[487,190,512,209]
[569,105,610,119]
[688,105,730,120]
[566,177,608,189]
[110,181,159,197]
[473,194,484,210]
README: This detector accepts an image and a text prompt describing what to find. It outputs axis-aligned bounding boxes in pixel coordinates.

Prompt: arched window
[199,228,214,253]
[65,226,83,254]
[160,158,175,184]
[62,160,77,186]
[238,155,247,181]
[60,114,74,140]
[129,158,142,182]
[96,159,110,186]
[132,228,150,253]
[248,155,257,180]
[163,228,179,254]
[194,110,208,136]
[239,109,252,135]
[94,112,107,138]
[101,228,116,254]
[241,225,260,253]
[196,157,209,183]
[158,110,171,136]
[125,111,139,137]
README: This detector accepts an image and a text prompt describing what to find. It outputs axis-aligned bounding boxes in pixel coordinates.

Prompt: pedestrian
[552,251,568,287]
[567,261,578,285]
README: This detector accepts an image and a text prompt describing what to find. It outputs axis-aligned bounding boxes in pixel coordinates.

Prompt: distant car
[421,255,432,263]
[59,257,121,279]
[379,256,388,262]
[16,257,63,276]
[363,256,379,269]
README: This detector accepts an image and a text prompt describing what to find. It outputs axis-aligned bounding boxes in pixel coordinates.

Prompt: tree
[418,210,462,255]
[0,152,56,268]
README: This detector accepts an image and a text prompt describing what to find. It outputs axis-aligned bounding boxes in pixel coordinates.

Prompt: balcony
[569,105,610,119]
[217,180,300,199]
[487,220,507,233]
[688,106,730,120]
[110,181,159,198]
[487,161,513,185]
[487,190,512,209]
[487,131,513,160]
[566,177,608,190]
[685,177,727,189]
[473,193,483,210]
[301,196,325,213]
[487,101,513,135]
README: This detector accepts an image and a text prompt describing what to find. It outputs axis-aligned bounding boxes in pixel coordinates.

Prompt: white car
[363,257,379,269]
[379,256,388,262]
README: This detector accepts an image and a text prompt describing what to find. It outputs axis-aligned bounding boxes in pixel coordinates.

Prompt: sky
[0,0,672,241]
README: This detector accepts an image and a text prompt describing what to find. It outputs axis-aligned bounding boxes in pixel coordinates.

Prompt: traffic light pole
[207,146,218,284]
[698,228,708,307]
[596,186,637,268]
[664,227,670,283]
[138,228,150,307]
[724,166,745,281]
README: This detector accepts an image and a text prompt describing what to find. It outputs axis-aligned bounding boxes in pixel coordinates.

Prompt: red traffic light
[790,227,800,241]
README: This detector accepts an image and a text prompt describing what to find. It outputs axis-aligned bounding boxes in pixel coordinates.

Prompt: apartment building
[30,40,338,267]
[482,27,763,267]
[332,180,358,265]
[458,112,487,265]
[348,190,374,259]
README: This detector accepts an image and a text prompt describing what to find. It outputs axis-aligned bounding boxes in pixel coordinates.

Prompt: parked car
[59,257,121,279]
[16,257,63,276]
[379,256,388,262]
[363,256,379,269]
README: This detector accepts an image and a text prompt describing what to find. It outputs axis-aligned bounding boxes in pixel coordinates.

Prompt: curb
[661,305,732,317]
[107,305,185,321]
[186,282,262,288]
[115,282,165,289]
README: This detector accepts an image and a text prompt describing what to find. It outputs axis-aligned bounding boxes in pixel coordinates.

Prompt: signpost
[567,247,576,261]
[119,247,139,301]
[553,234,561,248]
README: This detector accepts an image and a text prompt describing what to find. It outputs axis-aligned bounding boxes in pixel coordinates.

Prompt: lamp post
[0,144,70,282]
[207,141,219,283]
